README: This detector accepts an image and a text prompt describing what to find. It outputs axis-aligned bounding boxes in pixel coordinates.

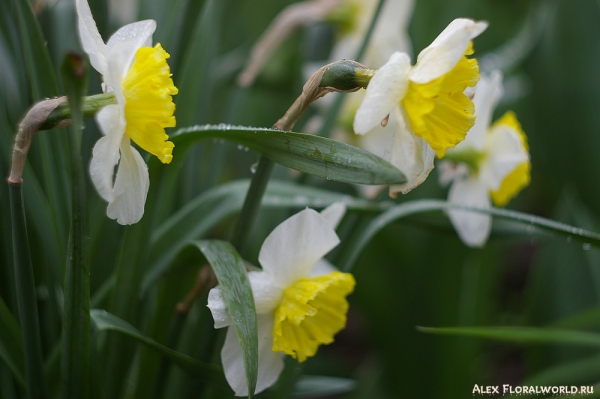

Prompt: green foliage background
[2,0,600,398]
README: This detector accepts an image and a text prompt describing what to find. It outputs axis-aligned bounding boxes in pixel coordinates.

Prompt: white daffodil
[76,0,178,225]
[439,71,531,247]
[353,18,488,196]
[207,203,355,396]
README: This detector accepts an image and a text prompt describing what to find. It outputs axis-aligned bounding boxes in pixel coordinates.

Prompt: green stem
[8,182,48,399]
[61,53,90,399]
[231,156,275,256]
[317,0,387,138]
[39,92,116,131]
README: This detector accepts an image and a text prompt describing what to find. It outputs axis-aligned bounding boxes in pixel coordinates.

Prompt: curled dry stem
[274,60,367,131]
[176,265,219,314]
[237,0,343,87]
[8,97,68,184]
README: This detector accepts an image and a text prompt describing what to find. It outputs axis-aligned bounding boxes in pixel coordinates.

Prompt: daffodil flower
[207,203,355,396]
[353,18,487,195]
[76,0,178,224]
[439,71,531,247]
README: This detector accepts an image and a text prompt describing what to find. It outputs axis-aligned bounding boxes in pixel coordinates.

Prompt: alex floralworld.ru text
[472,384,595,396]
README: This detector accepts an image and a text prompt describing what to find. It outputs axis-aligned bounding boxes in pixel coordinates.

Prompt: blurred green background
[2,0,600,398]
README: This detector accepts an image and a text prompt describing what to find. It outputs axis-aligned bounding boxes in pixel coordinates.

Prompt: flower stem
[231,155,275,256]
[40,92,117,130]
[60,53,90,399]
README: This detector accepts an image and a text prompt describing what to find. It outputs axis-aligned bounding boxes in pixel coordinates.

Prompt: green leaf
[190,240,258,398]
[524,353,600,386]
[550,306,600,330]
[90,310,220,376]
[174,0,225,126]
[171,125,406,185]
[102,221,152,399]
[0,296,25,387]
[61,53,90,399]
[339,199,600,272]
[417,326,600,347]
[8,183,48,399]
[291,375,357,398]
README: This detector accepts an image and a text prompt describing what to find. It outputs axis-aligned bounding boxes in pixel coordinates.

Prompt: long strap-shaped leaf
[417,326,600,347]
[170,125,406,185]
[90,310,220,376]
[188,240,259,398]
[340,199,600,272]
[0,297,25,387]
[8,182,48,399]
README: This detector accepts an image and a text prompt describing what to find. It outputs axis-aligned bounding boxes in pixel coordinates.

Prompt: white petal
[89,105,124,202]
[258,208,340,287]
[447,177,491,247]
[104,41,138,98]
[357,117,396,159]
[458,71,503,151]
[353,52,411,135]
[207,287,232,329]
[208,273,282,329]
[409,18,488,84]
[221,315,284,397]
[106,140,149,225]
[309,258,337,277]
[248,272,283,315]
[480,124,529,191]
[388,109,435,194]
[75,0,108,75]
[319,203,346,230]
[106,20,156,50]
